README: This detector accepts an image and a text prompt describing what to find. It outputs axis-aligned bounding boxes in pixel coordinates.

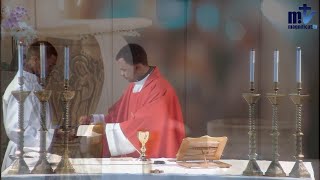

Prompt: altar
[1,158,315,180]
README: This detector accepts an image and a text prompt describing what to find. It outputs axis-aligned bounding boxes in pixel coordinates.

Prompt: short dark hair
[26,41,58,60]
[115,43,148,65]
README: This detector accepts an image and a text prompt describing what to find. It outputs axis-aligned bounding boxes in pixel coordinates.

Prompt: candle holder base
[289,94,309,104]
[54,89,76,174]
[266,93,285,104]
[31,158,54,174]
[289,160,311,178]
[265,161,286,177]
[242,92,262,177]
[12,91,31,102]
[9,90,31,174]
[8,159,30,174]
[242,93,260,104]
[265,92,286,177]
[32,89,53,174]
[34,90,52,102]
[289,93,310,178]
[54,156,75,174]
[242,159,263,176]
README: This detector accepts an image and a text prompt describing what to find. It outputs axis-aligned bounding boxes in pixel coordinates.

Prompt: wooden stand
[176,136,230,168]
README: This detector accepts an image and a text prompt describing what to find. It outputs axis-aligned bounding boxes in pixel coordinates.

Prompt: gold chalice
[137,131,150,161]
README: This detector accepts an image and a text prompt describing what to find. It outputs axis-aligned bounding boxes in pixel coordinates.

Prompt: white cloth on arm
[105,123,136,156]
[89,115,137,157]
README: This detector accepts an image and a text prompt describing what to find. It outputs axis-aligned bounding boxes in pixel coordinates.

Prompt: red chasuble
[103,67,185,158]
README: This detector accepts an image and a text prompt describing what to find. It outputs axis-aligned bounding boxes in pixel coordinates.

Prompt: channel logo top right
[288,4,318,30]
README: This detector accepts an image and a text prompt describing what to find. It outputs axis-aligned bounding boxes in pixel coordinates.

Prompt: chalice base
[139,155,148,161]
[242,159,263,176]
[31,158,54,174]
[54,157,75,174]
[265,160,286,177]
[289,160,311,178]
[8,159,30,174]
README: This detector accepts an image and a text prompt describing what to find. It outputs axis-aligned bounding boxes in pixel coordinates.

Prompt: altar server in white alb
[1,41,58,172]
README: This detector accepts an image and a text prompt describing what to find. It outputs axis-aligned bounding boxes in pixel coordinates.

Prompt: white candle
[18,42,24,77]
[40,43,46,79]
[296,47,301,83]
[64,46,70,80]
[249,49,255,82]
[273,49,279,82]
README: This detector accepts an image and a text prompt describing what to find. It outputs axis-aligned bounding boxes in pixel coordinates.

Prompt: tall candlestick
[64,46,70,80]
[40,43,46,79]
[18,42,24,78]
[273,49,279,82]
[296,47,301,83]
[250,49,255,83]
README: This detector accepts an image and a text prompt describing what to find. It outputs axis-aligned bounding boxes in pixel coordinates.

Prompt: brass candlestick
[8,77,31,174]
[242,82,263,176]
[137,130,150,161]
[265,82,286,177]
[289,83,311,178]
[31,78,54,174]
[55,80,75,174]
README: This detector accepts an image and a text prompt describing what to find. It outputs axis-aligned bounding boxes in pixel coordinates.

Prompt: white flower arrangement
[1,6,37,44]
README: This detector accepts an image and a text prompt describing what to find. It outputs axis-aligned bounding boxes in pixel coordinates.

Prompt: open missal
[176,135,231,168]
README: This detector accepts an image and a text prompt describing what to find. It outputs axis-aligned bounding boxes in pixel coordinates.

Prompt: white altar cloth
[1,158,315,180]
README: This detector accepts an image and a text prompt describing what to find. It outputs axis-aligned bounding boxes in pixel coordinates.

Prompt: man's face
[46,55,57,75]
[32,55,57,78]
[117,58,136,82]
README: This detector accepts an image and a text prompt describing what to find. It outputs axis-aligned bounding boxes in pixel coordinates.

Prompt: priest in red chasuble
[79,43,185,158]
